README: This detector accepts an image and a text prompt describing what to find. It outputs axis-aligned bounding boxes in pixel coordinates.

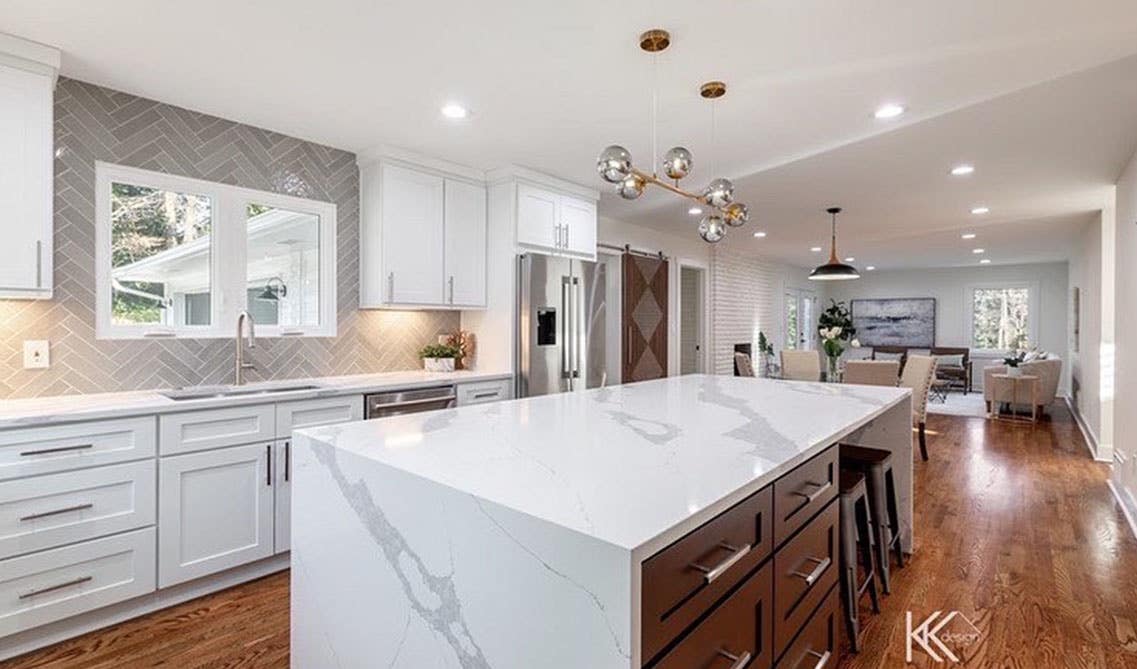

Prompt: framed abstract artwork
[851,298,937,348]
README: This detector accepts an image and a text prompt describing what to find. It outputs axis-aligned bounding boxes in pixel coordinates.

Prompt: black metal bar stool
[840,443,904,594]
[839,469,879,652]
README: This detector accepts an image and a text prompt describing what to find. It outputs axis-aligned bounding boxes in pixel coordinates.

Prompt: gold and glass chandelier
[596,29,750,243]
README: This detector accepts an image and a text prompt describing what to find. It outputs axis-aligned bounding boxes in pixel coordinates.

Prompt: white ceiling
[4,0,1137,268]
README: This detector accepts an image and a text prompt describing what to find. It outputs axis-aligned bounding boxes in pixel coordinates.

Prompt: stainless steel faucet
[235,311,256,385]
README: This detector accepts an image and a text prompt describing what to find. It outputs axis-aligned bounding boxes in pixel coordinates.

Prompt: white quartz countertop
[298,374,910,553]
[0,369,512,429]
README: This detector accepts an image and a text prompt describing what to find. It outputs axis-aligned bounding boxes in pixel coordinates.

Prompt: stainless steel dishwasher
[364,384,457,419]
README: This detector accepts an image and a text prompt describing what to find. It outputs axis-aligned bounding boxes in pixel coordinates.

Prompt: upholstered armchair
[843,360,900,386]
[930,346,972,394]
[781,349,822,381]
[900,355,938,461]
[982,358,1062,415]
[734,352,756,377]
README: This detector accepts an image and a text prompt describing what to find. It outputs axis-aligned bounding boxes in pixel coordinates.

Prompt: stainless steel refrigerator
[517,253,607,397]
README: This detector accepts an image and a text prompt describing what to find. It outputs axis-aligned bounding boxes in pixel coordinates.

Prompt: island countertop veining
[297,374,910,553]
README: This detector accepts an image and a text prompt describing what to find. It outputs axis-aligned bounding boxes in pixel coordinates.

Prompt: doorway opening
[785,288,818,351]
[679,265,707,374]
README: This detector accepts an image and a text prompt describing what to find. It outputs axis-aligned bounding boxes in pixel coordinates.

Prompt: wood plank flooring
[5,403,1136,668]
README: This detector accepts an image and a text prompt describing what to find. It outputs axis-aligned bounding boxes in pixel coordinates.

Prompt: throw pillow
[875,352,904,362]
[936,354,964,368]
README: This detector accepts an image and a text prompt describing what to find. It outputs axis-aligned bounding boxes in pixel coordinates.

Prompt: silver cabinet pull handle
[449,276,455,304]
[35,240,43,288]
[19,575,92,600]
[805,649,832,669]
[717,649,752,669]
[20,503,94,522]
[791,480,832,505]
[266,444,273,487]
[790,555,832,585]
[690,542,752,584]
[472,391,498,399]
[20,443,93,457]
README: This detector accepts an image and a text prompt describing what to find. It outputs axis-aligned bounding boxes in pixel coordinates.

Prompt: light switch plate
[23,340,50,369]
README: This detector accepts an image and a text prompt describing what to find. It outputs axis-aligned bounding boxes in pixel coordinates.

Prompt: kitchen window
[95,163,336,339]
[968,283,1037,353]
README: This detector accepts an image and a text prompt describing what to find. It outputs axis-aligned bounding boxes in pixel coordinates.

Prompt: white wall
[1068,214,1106,456]
[825,262,1070,392]
[1111,150,1137,528]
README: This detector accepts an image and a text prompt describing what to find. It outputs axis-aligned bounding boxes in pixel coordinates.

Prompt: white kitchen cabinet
[444,179,487,307]
[158,443,274,587]
[456,378,513,406]
[0,415,156,481]
[275,395,363,438]
[273,439,291,554]
[515,183,598,260]
[379,164,445,305]
[159,404,276,456]
[0,52,56,300]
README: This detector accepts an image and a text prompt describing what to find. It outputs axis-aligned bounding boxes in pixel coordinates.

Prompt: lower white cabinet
[274,438,291,554]
[158,443,274,587]
[456,378,513,406]
[0,528,156,637]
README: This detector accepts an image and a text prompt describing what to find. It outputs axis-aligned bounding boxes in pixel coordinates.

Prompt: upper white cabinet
[359,152,487,309]
[515,183,598,260]
[0,35,59,300]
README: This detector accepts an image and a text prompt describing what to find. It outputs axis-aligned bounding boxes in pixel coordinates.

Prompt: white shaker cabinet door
[158,443,274,587]
[443,179,487,307]
[380,164,445,305]
[559,195,597,259]
[273,438,291,554]
[516,184,559,251]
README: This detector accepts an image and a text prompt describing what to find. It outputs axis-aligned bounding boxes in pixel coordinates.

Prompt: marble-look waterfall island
[291,374,912,669]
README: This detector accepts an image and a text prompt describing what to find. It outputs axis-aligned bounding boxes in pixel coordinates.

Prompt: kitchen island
[291,374,912,668]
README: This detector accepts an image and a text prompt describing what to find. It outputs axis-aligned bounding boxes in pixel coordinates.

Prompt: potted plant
[1003,350,1025,377]
[420,343,461,372]
[757,331,776,377]
[817,299,856,346]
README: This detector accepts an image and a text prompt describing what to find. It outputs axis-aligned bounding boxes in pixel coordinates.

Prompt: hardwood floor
[5,403,1135,668]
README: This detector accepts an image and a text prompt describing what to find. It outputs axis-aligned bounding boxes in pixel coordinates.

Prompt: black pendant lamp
[809,207,860,281]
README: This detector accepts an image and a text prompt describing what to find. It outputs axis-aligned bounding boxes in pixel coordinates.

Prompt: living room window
[95,162,337,339]
[969,284,1037,352]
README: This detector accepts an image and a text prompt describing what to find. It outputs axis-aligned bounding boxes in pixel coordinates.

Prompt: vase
[827,356,840,383]
[1007,365,1021,378]
[423,357,455,372]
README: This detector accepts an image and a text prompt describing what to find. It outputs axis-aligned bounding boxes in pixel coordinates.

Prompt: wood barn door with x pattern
[622,253,669,382]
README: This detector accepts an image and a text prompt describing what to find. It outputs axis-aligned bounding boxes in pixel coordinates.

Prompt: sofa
[982,358,1062,416]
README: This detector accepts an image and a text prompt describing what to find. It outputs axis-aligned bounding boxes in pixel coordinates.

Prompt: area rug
[926,390,988,418]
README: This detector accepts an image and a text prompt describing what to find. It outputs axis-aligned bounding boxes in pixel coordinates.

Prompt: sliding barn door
[622,253,669,382]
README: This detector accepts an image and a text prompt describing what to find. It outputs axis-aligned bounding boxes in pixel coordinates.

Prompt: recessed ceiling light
[440,103,469,119]
[688,206,703,215]
[866,265,876,271]
[950,164,975,176]
[961,232,977,239]
[972,248,985,254]
[874,103,905,120]
[971,206,989,215]
[845,257,855,262]
[979,258,991,264]
[810,246,822,253]
[753,231,767,238]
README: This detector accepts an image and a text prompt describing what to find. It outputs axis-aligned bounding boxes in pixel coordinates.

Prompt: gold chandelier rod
[629,167,705,204]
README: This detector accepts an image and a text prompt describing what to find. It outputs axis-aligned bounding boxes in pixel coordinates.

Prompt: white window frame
[965,281,1039,356]
[95,162,337,339]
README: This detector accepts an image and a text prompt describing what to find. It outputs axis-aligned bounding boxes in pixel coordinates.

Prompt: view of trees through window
[972,287,1030,350]
[110,182,212,325]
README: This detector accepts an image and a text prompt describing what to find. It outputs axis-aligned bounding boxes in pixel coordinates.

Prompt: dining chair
[781,349,822,382]
[843,360,900,387]
[734,352,756,377]
[899,354,938,461]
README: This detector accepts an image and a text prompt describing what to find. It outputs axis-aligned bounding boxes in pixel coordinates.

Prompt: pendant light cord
[829,212,840,262]
[651,53,658,178]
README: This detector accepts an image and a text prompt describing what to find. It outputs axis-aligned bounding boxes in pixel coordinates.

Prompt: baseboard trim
[1,553,290,662]
[1107,479,1137,541]
[1064,396,1109,462]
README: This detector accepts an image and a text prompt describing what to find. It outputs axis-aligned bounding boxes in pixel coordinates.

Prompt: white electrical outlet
[23,340,50,370]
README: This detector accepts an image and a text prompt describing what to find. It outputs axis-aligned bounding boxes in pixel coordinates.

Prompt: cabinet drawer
[773,446,837,546]
[0,527,156,637]
[456,379,512,406]
[159,405,276,455]
[652,560,773,669]
[642,486,773,662]
[275,396,363,438]
[773,499,839,659]
[0,416,156,481]
[777,585,838,669]
[0,460,155,559]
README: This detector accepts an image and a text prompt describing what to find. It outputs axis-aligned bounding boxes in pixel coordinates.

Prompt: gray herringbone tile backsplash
[0,78,459,398]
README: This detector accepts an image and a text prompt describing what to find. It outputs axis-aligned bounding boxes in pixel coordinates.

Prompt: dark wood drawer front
[654,561,774,669]
[776,585,839,669]
[773,499,839,658]
[643,486,773,662]
[772,446,837,546]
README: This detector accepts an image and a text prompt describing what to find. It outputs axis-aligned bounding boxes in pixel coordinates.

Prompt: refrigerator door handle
[561,277,572,383]
[573,277,583,379]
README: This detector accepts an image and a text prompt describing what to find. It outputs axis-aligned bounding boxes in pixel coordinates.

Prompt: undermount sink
[160,383,322,401]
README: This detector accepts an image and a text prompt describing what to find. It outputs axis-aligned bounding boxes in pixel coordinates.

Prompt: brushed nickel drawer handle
[690,542,751,584]
[805,649,832,669]
[472,391,499,399]
[790,480,832,505]
[19,503,94,522]
[19,575,93,600]
[717,648,752,669]
[790,556,832,585]
[19,443,94,457]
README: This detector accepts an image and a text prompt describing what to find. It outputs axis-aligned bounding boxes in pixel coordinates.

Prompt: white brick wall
[710,249,782,375]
